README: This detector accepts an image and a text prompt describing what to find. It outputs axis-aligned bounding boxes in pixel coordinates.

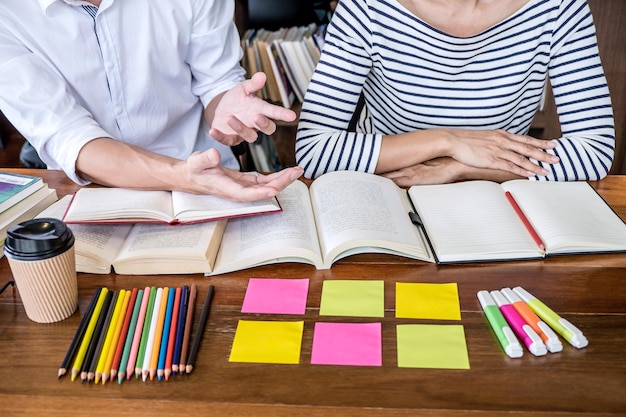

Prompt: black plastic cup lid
[4,218,74,261]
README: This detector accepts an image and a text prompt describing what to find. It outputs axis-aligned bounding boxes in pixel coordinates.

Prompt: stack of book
[0,171,58,256]
[241,23,326,109]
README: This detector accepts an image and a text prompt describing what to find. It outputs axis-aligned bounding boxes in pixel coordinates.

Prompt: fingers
[227,168,303,202]
[187,149,222,172]
[497,133,559,177]
[255,166,304,186]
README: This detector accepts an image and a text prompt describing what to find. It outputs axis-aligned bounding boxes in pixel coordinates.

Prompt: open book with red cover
[62,187,281,225]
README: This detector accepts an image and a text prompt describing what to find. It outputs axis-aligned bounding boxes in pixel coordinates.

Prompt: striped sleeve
[535,0,615,181]
[296,0,382,179]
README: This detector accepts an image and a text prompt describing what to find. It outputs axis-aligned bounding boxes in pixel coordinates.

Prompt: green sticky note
[396,282,461,320]
[319,280,385,318]
[229,320,304,364]
[396,324,470,369]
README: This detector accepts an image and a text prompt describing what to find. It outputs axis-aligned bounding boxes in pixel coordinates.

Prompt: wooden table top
[1,169,625,417]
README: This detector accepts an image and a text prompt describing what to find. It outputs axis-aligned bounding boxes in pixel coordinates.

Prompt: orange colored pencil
[149,287,170,381]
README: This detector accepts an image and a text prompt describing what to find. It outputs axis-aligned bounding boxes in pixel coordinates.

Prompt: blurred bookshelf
[234,1,330,171]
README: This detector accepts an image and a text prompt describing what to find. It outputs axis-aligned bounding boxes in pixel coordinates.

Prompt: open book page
[211,180,323,274]
[64,188,173,223]
[408,181,542,263]
[36,196,133,273]
[112,220,226,274]
[170,190,280,223]
[503,180,626,253]
[310,171,433,265]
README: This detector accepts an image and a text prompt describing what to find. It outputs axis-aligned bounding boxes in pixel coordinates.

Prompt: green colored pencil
[117,288,143,383]
[135,286,157,379]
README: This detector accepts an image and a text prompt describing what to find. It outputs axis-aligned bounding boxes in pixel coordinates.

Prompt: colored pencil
[70,287,108,381]
[110,288,139,382]
[81,289,114,383]
[58,287,101,379]
[157,287,176,381]
[164,287,182,380]
[127,287,151,380]
[102,289,132,383]
[179,283,197,372]
[172,285,188,375]
[142,287,163,382]
[118,288,144,383]
[95,289,125,384]
[149,287,169,381]
[186,285,214,374]
[135,286,157,379]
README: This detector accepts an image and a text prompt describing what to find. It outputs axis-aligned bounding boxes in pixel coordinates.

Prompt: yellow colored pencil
[70,288,109,382]
[149,287,169,381]
[102,289,131,384]
[95,289,126,384]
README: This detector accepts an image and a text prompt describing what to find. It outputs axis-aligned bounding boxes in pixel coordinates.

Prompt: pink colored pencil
[126,286,151,380]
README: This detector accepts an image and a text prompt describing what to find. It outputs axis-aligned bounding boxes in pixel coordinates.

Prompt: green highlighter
[477,290,523,358]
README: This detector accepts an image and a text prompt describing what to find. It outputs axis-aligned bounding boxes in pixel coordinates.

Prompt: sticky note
[396,282,461,320]
[311,322,382,366]
[396,324,470,369]
[241,278,309,315]
[319,280,384,317]
[229,320,304,364]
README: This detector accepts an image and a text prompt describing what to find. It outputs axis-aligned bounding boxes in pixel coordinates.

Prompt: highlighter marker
[477,290,523,358]
[512,286,588,349]
[501,287,562,353]
[490,290,547,357]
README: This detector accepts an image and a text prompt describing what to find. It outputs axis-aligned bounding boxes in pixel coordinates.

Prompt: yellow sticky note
[229,320,304,364]
[397,324,470,369]
[319,280,385,318]
[396,282,461,320]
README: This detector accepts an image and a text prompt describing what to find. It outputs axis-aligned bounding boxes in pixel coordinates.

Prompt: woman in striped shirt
[295,0,615,184]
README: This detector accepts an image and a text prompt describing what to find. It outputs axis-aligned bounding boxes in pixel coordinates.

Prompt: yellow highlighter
[512,286,588,349]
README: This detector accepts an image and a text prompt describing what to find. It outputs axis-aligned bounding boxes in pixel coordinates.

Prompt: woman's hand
[443,129,559,178]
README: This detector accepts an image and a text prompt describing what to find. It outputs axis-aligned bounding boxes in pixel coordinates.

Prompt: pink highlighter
[490,290,547,357]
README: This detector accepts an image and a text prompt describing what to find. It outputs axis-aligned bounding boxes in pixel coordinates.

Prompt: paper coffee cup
[4,218,77,323]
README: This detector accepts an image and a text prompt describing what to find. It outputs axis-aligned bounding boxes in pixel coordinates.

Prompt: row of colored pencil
[58,283,214,384]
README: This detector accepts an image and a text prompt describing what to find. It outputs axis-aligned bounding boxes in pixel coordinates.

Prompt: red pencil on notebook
[505,191,545,251]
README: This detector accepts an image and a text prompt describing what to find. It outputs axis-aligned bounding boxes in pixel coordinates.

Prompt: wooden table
[1,169,625,417]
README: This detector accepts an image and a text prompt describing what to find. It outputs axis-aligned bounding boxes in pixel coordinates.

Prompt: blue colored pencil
[172,285,188,375]
[157,287,177,381]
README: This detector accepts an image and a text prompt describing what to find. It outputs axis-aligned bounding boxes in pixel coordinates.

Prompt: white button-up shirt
[0,0,243,183]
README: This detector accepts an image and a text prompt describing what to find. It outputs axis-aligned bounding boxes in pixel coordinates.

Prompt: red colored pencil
[505,191,545,251]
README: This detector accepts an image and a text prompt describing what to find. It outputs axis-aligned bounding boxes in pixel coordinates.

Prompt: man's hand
[207,72,297,146]
[185,149,304,202]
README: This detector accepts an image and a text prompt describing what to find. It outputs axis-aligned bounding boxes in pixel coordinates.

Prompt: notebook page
[502,181,626,253]
[408,181,541,262]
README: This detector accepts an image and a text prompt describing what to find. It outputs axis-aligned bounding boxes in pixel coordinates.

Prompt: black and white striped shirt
[296,0,615,181]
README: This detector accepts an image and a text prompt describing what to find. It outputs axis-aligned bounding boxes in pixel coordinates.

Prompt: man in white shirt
[0,0,303,201]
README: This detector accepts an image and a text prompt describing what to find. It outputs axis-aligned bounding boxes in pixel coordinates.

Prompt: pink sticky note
[241,278,309,315]
[311,322,382,366]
